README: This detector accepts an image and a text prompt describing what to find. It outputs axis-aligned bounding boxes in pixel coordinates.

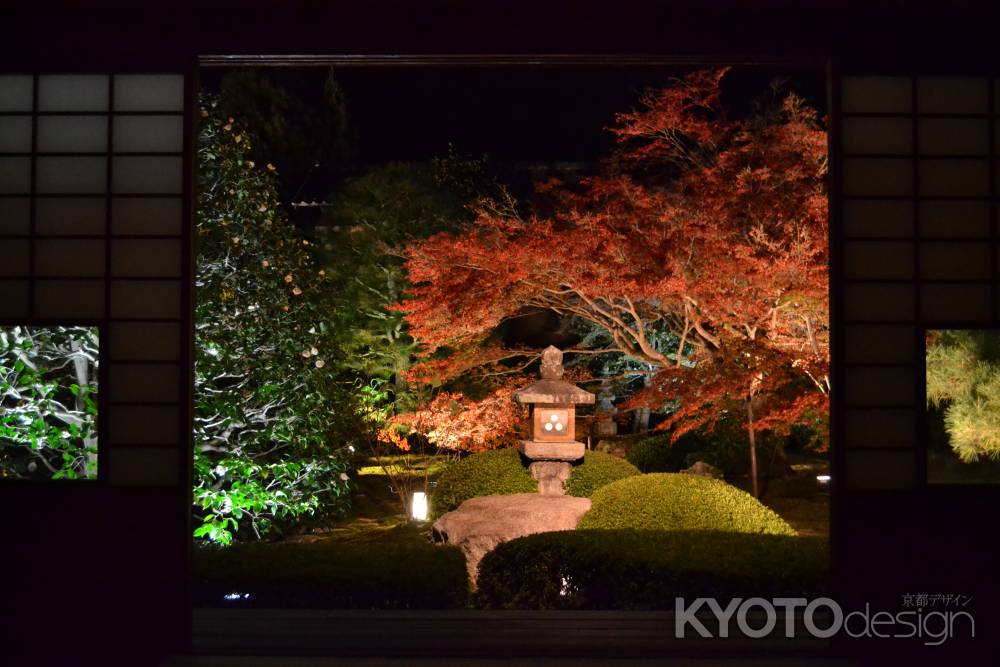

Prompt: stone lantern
[514,346,595,465]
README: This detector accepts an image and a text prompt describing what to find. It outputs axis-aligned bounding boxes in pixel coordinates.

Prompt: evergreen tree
[926,330,1000,462]
[194,94,357,545]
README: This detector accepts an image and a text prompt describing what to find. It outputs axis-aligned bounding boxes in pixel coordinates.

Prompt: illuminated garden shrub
[193,95,356,545]
[564,450,640,498]
[431,448,537,518]
[578,473,796,535]
[476,530,827,609]
[0,326,98,480]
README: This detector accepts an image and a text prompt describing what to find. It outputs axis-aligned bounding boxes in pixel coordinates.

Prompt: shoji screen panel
[0,73,189,487]
[839,74,998,489]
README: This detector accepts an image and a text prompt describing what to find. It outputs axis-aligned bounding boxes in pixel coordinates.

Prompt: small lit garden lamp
[513,346,595,463]
[411,491,429,521]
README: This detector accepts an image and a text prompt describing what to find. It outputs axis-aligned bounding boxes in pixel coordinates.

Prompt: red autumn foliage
[387,378,525,452]
[394,69,829,461]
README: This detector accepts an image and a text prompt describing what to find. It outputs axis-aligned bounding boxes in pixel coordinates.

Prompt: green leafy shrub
[578,473,796,535]
[626,420,749,475]
[194,94,357,545]
[565,450,640,497]
[192,539,469,608]
[1,326,99,480]
[431,448,535,517]
[476,529,828,609]
[626,433,691,472]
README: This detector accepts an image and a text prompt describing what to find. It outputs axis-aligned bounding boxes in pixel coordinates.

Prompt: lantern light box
[513,346,595,461]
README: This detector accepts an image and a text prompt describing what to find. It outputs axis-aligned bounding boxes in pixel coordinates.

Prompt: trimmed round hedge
[431,448,536,517]
[566,450,640,497]
[476,529,828,609]
[578,473,796,536]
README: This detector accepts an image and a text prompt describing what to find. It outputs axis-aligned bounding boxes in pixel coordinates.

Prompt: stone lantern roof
[513,346,595,405]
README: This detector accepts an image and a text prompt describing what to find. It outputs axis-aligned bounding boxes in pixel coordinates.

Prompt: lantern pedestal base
[518,439,585,462]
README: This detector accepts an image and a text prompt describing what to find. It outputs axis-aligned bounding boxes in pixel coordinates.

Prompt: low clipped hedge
[192,538,469,609]
[431,448,536,517]
[565,450,640,497]
[578,473,796,536]
[476,529,828,609]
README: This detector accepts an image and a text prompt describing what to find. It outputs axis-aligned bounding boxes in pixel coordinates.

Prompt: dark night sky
[201,65,827,169]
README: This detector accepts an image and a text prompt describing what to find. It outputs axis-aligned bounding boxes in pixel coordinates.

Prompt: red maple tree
[392,69,829,494]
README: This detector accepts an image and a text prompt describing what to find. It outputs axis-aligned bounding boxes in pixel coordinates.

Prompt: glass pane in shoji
[841,76,911,113]
[111,156,182,194]
[0,76,34,112]
[918,119,989,156]
[113,116,183,153]
[926,329,1000,484]
[919,200,990,238]
[0,197,30,235]
[917,77,989,114]
[845,450,915,489]
[114,75,185,112]
[111,239,181,277]
[842,117,912,155]
[918,159,990,197]
[0,324,100,480]
[843,199,913,238]
[844,325,914,364]
[842,158,913,196]
[36,116,107,153]
[34,239,105,277]
[0,239,30,276]
[0,116,32,152]
[36,197,106,236]
[111,197,183,236]
[109,363,179,403]
[921,284,992,321]
[109,448,178,486]
[0,157,31,193]
[34,279,105,318]
[844,241,913,280]
[845,366,916,406]
[110,280,181,319]
[36,157,106,194]
[110,406,179,446]
[110,322,180,361]
[919,242,991,280]
[37,75,109,112]
[845,409,915,449]
[844,283,915,322]
[0,280,29,317]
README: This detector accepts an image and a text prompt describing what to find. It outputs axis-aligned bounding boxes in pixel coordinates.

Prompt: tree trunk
[632,371,652,433]
[70,338,98,477]
[746,398,759,498]
[632,407,651,433]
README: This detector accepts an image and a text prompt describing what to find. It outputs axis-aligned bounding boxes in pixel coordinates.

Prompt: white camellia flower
[339,473,349,481]
[315,359,325,368]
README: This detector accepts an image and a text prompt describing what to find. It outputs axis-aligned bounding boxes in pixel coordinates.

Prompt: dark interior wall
[2,4,1000,664]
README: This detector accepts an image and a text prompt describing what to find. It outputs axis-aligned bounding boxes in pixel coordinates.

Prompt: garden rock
[432,493,591,584]
[682,460,724,479]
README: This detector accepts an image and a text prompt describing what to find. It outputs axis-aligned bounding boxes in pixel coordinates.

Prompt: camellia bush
[0,326,98,480]
[194,95,358,545]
